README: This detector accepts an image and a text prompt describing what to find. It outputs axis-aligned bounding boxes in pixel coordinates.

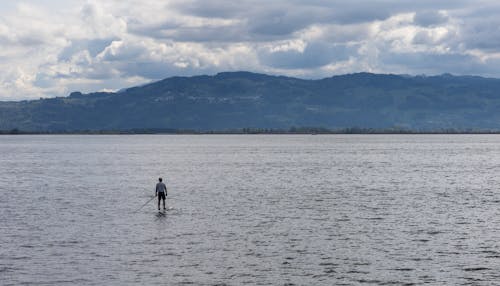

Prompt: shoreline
[3,128,500,135]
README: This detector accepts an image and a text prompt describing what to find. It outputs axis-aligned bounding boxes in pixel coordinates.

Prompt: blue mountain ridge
[1,71,500,131]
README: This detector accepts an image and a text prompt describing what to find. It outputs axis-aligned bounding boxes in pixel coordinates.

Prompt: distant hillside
[2,72,500,131]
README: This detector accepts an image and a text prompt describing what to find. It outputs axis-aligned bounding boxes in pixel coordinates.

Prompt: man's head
[159,177,162,182]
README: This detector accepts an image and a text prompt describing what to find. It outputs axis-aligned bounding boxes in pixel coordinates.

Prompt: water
[2,134,500,285]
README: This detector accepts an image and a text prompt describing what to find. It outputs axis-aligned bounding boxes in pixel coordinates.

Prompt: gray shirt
[156,182,167,193]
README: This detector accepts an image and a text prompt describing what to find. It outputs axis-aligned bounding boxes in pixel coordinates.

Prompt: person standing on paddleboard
[155,177,167,210]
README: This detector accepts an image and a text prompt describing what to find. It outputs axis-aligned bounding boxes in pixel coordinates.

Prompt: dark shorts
[158,192,166,201]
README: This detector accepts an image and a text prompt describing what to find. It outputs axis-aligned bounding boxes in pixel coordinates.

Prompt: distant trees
[0,128,20,134]
[2,127,500,135]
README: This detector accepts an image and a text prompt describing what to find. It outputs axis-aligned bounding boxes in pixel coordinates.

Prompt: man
[155,177,168,210]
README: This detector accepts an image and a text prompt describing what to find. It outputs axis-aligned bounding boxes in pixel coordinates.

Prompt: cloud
[258,41,353,69]
[248,8,318,37]
[58,38,117,61]
[414,11,449,27]
[1,0,500,100]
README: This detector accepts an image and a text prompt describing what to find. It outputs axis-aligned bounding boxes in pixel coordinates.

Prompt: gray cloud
[170,0,245,19]
[130,22,250,42]
[414,11,449,27]
[118,61,207,79]
[125,0,474,50]
[259,42,353,69]
[58,38,117,61]
[379,51,491,76]
[174,0,466,25]
[249,9,312,36]
[459,15,500,51]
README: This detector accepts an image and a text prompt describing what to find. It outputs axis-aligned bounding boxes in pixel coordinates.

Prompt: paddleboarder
[155,177,168,210]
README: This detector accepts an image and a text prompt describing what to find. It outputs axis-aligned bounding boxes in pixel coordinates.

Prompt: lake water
[2,134,500,285]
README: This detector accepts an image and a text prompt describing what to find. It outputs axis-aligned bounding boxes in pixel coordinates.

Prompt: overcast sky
[1,0,500,100]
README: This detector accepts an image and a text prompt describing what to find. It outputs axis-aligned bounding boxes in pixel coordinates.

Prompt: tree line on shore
[3,127,500,135]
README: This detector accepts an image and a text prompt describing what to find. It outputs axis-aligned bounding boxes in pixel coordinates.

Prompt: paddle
[133,195,156,213]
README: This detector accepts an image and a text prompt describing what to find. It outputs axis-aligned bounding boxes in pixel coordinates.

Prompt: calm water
[2,135,500,285]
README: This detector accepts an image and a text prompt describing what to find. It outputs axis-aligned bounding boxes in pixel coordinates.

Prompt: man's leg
[163,197,166,210]
[158,196,160,210]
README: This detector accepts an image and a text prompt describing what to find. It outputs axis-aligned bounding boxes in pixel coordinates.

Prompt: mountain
[2,71,500,132]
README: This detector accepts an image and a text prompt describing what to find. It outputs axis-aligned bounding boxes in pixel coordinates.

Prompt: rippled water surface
[2,135,500,285]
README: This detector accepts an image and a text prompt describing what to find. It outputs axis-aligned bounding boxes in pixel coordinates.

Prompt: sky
[1,0,500,100]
